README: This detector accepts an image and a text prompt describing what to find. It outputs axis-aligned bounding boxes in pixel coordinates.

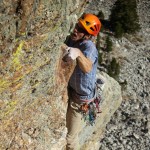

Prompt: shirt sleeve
[81,41,98,64]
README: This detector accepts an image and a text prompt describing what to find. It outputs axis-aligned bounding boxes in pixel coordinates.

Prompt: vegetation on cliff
[110,0,140,38]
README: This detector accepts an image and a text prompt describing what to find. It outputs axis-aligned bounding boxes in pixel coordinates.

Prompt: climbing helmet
[78,13,101,36]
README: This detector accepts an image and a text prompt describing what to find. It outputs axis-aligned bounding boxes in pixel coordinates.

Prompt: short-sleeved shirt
[66,37,98,100]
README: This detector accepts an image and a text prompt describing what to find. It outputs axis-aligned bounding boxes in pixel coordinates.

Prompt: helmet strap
[82,34,92,40]
[81,34,86,40]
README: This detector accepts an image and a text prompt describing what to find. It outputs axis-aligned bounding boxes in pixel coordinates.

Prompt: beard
[70,32,78,41]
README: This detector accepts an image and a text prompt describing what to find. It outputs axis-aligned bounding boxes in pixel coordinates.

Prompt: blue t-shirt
[66,38,98,100]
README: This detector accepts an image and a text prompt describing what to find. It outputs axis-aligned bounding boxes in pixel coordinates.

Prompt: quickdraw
[80,97,102,126]
[80,78,104,126]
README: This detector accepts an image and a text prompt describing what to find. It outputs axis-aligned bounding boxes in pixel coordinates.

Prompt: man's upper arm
[82,44,97,64]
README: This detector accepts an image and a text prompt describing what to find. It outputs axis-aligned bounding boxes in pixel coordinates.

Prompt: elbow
[83,65,92,73]
[84,59,93,73]
[84,69,91,74]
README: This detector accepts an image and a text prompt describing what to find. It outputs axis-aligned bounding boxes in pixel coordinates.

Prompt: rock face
[0,1,122,150]
[0,0,87,149]
[80,72,122,150]
[86,0,150,150]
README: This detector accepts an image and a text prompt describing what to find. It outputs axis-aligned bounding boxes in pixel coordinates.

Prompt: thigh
[66,101,83,134]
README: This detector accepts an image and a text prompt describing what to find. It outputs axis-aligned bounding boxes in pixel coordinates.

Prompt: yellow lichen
[13,41,24,71]
[19,32,26,36]
[0,100,18,119]
[0,78,11,94]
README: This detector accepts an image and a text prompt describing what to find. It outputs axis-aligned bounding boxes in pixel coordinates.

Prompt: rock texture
[80,72,122,150]
[86,0,150,150]
[0,0,87,149]
[0,1,122,150]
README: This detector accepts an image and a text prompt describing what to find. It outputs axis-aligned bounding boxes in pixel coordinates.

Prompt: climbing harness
[79,78,104,126]
[80,99,101,126]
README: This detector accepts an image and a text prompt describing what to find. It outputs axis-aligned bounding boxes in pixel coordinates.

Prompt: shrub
[114,22,124,38]
[97,11,105,20]
[96,33,101,51]
[107,58,120,80]
[105,36,112,52]
[96,33,103,64]
[119,79,128,91]
[110,0,140,38]
[98,52,103,65]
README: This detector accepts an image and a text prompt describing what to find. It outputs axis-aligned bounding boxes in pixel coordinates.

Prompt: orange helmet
[78,13,101,36]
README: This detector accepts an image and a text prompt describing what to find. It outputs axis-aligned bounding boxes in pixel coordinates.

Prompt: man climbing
[62,13,101,150]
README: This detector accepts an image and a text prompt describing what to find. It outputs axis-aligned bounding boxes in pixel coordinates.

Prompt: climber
[62,13,101,150]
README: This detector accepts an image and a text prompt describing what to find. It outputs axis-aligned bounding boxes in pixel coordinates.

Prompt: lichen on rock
[0,1,122,150]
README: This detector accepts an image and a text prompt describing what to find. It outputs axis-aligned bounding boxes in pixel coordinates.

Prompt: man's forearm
[77,51,92,73]
[61,46,93,73]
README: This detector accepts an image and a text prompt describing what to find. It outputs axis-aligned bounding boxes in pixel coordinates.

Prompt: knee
[66,133,80,150]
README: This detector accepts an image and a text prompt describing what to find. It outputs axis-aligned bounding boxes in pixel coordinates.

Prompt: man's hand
[61,45,92,73]
[61,45,81,62]
[68,47,81,60]
[61,44,70,57]
[61,44,71,62]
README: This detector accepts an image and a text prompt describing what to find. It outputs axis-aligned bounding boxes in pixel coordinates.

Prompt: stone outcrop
[87,0,150,150]
[0,1,122,150]
[80,71,122,150]
[0,0,88,149]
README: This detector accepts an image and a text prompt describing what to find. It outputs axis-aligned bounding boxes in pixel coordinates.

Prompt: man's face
[71,23,88,41]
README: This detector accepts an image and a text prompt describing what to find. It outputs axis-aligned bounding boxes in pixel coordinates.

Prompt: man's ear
[84,34,92,40]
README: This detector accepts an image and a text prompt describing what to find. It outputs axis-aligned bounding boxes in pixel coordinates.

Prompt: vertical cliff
[0,1,122,150]
[0,0,88,149]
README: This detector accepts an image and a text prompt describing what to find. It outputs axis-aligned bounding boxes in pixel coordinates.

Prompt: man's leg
[66,101,84,150]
